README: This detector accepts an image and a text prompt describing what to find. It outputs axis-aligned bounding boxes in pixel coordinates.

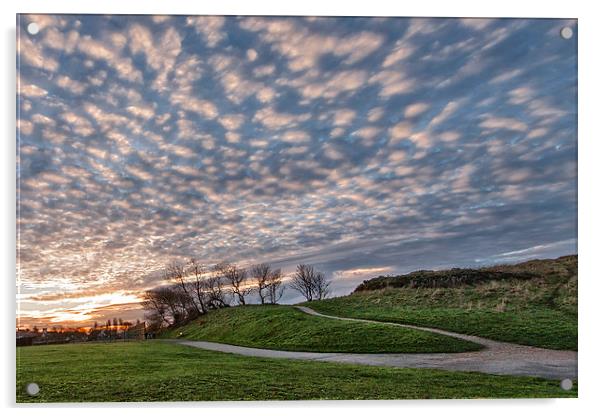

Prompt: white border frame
[2,1,600,414]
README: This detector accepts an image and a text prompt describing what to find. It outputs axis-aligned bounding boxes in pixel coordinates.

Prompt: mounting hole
[27,22,39,35]
[26,382,40,396]
[560,26,573,40]
[560,378,573,391]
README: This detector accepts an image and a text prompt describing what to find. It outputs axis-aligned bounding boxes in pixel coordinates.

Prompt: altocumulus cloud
[17,15,577,326]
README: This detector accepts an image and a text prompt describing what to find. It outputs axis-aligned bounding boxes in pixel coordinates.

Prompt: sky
[16,15,577,329]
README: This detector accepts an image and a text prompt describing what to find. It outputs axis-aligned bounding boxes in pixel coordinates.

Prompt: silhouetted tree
[250,263,271,304]
[313,270,331,300]
[289,264,331,301]
[216,262,252,305]
[266,268,285,304]
[205,272,228,309]
[187,258,209,314]
[141,289,170,326]
[145,310,165,333]
[141,286,189,326]
[164,261,200,318]
[173,284,196,321]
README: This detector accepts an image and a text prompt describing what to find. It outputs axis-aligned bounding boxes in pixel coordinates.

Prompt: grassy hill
[16,342,576,402]
[16,256,578,402]
[161,304,481,353]
[308,255,577,350]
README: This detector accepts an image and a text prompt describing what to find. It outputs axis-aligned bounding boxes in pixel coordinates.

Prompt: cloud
[128,24,182,91]
[18,119,34,135]
[16,15,577,328]
[281,130,310,143]
[354,126,381,142]
[333,266,394,280]
[383,42,415,67]
[186,16,225,47]
[56,75,86,94]
[246,49,258,62]
[19,81,47,97]
[332,109,356,126]
[508,86,535,105]
[19,34,59,72]
[77,36,143,83]
[60,112,95,136]
[127,105,155,120]
[42,27,80,53]
[170,93,218,119]
[404,103,429,118]
[479,116,528,132]
[389,121,413,142]
[369,69,415,97]
[31,113,55,127]
[297,70,368,100]
[241,18,383,72]
[253,107,310,129]
[460,18,494,31]
[428,101,461,127]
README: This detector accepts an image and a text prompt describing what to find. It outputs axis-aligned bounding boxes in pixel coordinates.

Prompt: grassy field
[308,256,577,350]
[161,304,481,353]
[16,341,576,402]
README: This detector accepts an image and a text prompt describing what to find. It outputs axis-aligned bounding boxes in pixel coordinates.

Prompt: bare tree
[141,289,170,326]
[141,286,190,326]
[144,310,166,333]
[215,262,252,305]
[187,258,209,314]
[312,269,331,300]
[163,287,185,323]
[250,263,271,304]
[164,261,200,317]
[289,264,315,301]
[174,284,197,321]
[266,268,285,304]
[206,271,229,309]
[289,264,330,301]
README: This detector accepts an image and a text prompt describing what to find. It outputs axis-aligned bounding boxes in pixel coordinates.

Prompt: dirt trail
[172,305,577,380]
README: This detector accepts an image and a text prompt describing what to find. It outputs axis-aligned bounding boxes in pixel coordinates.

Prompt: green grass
[16,342,576,402]
[307,262,577,351]
[160,304,481,353]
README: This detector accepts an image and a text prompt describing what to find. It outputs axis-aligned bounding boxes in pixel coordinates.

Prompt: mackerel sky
[17,15,577,328]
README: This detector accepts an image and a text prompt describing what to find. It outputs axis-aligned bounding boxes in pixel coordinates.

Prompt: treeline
[141,260,331,331]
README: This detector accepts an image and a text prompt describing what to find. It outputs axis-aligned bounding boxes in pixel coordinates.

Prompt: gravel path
[172,306,577,380]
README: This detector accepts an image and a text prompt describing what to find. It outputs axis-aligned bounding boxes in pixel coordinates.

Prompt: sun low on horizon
[16,15,577,330]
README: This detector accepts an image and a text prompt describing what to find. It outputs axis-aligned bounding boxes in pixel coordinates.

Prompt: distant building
[16,331,37,347]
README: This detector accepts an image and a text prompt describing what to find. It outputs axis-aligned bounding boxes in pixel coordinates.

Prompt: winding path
[172,306,577,380]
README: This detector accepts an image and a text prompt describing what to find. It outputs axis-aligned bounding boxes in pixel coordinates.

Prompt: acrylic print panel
[16,14,577,402]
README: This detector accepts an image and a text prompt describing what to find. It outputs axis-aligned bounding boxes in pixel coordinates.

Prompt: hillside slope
[161,304,481,353]
[308,256,577,350]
